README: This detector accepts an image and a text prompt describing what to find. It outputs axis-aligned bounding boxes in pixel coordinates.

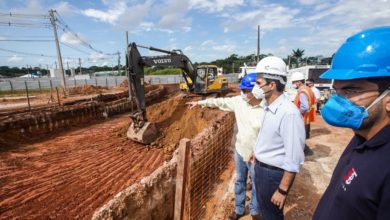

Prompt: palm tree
[292,48,305,67]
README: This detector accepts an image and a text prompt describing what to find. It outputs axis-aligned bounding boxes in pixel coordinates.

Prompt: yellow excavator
[126,43,228,144]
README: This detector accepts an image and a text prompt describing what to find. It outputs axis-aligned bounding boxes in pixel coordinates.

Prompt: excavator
[126,42,228,144]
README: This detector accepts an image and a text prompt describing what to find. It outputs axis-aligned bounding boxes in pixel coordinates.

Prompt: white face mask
[252,85,265,100]
[241,91,249,102]
[292,84,298,89]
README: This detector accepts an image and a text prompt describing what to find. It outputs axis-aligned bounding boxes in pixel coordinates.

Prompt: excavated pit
[0,84,227,219]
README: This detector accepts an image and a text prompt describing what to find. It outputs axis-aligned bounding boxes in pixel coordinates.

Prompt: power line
[0,39,53,42]
[0,12,49,19]
[0,47,81,62]
[55,11,115,56]
[0,47,57,58]
[60,42,91,55]
[0,21,51,28]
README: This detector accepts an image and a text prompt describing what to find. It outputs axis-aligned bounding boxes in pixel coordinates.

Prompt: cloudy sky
[0,0,389,68]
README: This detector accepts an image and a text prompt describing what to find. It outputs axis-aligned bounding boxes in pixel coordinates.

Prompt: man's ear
[385,93,390,112]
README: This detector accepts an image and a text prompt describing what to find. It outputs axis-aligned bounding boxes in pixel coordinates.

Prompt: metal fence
[0,74,240,92]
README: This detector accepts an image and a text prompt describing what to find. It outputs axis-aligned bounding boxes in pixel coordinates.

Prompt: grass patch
[145,68,181,75]
[0,88,51,98]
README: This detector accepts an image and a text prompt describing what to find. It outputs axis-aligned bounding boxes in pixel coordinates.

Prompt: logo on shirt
[341,167,357,191]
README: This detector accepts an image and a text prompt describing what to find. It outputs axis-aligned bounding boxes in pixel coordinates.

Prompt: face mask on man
[321,88,390,129]
[292,84,298,89]
[241,91,249,102]
[252,85,266,100]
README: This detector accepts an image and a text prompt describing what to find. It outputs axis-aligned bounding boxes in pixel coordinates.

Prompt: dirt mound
[145,93,220,160]
[67,85,107,95]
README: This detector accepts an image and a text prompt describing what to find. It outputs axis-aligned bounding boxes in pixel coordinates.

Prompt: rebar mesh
[186,113,235,219]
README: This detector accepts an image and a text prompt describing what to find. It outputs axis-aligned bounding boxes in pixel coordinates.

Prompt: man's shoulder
[278,95,301,115]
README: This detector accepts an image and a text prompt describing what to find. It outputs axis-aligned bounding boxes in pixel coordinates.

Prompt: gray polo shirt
[254,94,305,172]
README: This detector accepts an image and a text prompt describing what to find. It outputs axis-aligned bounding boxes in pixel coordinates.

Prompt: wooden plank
[174,138,191,220]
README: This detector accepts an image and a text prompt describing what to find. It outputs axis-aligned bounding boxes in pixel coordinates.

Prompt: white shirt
[198,96,265,161]
[254,94,305,172]
[311,86,321,101]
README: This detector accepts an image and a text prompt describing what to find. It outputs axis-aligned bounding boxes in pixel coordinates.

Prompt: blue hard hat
[240,73,257,90]
[321,26,390,80]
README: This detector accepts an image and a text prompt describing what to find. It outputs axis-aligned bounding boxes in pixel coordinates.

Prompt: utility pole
[257,25,260,62]
[49,9,66,89]
[117,51,121,75]
[78,58,82,75]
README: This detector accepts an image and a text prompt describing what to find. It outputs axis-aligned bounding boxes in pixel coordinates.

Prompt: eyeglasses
[333,88,379,97]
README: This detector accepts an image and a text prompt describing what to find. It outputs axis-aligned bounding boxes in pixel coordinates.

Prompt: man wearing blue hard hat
[314,26,390,219]
[187,73,264,220]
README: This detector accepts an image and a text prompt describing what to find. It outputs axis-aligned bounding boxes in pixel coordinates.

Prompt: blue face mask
[321,89,389,130]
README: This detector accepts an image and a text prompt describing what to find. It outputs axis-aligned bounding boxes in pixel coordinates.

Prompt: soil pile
[67,85,107,95]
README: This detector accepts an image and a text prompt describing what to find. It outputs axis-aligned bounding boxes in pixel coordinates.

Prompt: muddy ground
[0,86,223,219]
[206,116,354,220]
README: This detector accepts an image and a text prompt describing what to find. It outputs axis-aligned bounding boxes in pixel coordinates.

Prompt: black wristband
[278,187,288,195]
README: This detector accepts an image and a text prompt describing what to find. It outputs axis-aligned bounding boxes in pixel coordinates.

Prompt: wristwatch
[278,187,288,196]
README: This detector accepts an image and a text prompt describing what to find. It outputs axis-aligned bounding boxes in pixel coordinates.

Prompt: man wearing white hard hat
[250,56,305,220]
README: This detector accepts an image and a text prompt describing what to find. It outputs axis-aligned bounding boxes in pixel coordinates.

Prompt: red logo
[342,167,357,191]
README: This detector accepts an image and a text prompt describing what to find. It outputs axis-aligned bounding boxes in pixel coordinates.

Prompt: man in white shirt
[187,73,264,220]
[250,56,305,220]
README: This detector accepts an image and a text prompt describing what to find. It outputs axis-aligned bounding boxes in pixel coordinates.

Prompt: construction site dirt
[0,83,353,219]
[0,84,225,219]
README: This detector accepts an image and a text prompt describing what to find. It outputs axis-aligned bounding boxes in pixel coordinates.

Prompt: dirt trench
[0,87,221,219]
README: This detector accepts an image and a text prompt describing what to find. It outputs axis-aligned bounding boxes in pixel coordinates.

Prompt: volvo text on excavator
[126,42,228,144]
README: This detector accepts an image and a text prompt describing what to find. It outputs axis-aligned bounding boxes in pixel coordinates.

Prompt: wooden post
[174,138,191,220]
[25,81,31,110]
[9,80,13,92]
[56,87,61,106]
[38,79,42,92]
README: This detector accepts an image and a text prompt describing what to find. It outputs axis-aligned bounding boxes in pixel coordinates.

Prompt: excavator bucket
[127,122,158,145]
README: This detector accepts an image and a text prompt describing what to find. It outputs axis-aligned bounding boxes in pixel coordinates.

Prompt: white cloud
[184,46,192,52]
[82,1,126,24]
[0,36,6,40]
[297,0,320,5]
[201,40,215,46]
[8,55,23,63]
[212,44,236,53]
[223,4,300,32]
[190,0,244,12]
[89,53,106,63]
[60,32,82,44]
[53,1,75,15]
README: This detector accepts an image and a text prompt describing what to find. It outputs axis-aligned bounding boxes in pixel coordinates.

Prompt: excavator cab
[193,65,228,94]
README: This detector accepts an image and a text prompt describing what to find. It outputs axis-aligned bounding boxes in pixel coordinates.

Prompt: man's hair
[367,77,390,93]
[307,78,315,83]
[264,77,286,92]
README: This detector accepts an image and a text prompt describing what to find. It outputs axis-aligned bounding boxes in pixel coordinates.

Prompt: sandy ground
[0,88,221,219]
[205,115,354,220]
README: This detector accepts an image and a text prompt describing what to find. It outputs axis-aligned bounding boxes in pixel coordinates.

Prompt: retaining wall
[92,112,235,220]
[0,87,166,137]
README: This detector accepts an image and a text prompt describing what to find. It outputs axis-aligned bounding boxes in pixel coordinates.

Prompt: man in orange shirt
[291,72,316,139]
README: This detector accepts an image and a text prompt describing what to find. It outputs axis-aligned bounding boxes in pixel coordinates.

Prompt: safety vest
[294,86,316,125]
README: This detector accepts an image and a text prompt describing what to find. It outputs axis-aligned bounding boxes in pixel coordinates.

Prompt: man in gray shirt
[250,56,305,220]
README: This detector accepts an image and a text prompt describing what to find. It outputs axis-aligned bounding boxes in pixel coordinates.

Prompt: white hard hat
[255,56,287,84]
[291,71,305,82]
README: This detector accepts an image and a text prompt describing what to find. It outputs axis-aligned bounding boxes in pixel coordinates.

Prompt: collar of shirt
[261,94,285,114]
[353,124,390,150]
